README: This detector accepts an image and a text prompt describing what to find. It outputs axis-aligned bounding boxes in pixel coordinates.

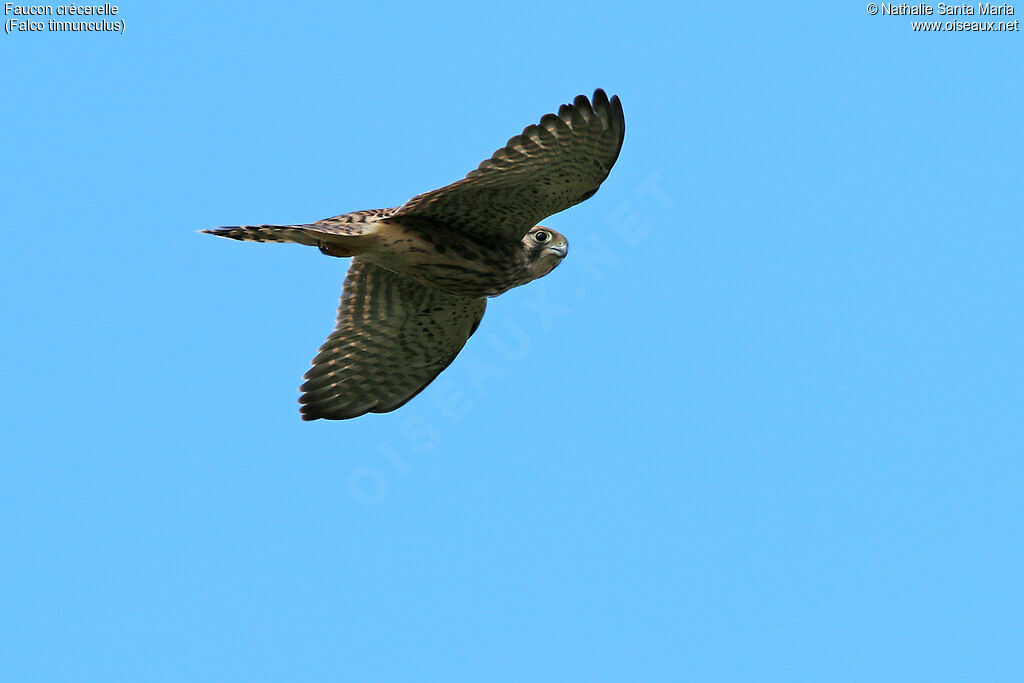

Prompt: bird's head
[522,226,569,278]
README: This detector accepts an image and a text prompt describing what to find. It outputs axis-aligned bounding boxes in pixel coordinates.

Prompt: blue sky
[2,1,1022,680]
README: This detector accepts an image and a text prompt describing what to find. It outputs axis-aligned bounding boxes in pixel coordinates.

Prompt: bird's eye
[534,231,550,243]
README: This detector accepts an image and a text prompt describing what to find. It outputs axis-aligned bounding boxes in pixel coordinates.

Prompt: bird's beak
[546,243,569,259]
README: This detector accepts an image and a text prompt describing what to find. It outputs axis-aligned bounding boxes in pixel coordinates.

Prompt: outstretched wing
[388,88,625,241]
[299,259,486,420]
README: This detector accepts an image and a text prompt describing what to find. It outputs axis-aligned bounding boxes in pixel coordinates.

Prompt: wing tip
[589,87,625,159]
[565,88,625,140]
[590,88,624,127]
[299,401,373,421]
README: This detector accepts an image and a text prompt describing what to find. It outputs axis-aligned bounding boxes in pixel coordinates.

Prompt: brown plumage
[203,89,625,420]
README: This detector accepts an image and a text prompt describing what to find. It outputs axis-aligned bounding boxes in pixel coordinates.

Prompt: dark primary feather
[388,89,625,241]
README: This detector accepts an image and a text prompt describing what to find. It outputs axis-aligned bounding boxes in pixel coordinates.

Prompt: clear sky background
[2,2,1022,680]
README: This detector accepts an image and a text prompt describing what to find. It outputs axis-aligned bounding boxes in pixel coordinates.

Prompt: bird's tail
[200,223,325,247]
[202,211,388,257]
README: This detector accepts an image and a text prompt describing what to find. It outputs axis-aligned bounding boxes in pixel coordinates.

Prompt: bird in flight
[203,89,625,420]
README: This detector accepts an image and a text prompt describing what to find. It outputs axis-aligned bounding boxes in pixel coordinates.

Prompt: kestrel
[203,89,625,420]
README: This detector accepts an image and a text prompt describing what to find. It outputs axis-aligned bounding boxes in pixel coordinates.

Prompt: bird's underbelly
[366,222,529,298]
